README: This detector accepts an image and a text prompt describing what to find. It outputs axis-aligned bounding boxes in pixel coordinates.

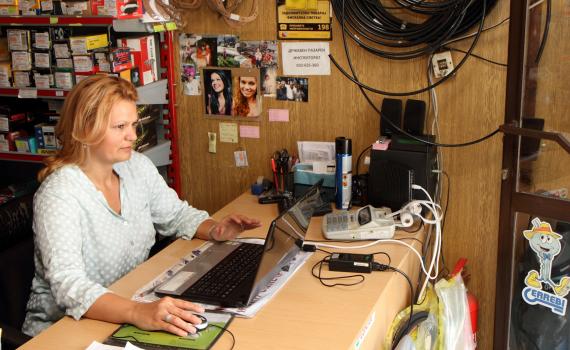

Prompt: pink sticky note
[239,125,260,139]
[268,109,289,122]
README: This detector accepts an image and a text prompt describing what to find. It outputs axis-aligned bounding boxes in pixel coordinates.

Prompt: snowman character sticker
[522,218,570,316]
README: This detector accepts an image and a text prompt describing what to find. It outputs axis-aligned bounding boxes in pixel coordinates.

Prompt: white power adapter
[431,51,454,78]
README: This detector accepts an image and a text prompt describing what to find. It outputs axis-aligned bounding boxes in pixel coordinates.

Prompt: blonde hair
[38,75,138,182]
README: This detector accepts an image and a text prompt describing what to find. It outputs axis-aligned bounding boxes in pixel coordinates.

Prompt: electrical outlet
[432,51,454,78]
[208,132,216,153]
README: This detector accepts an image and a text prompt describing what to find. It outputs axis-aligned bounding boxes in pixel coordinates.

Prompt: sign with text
[282,42,330,76]
[277,0,332,40]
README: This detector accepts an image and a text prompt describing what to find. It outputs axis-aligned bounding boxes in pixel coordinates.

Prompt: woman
[22,75,260,338]
[232,76,259,117]
[206,70,232,115]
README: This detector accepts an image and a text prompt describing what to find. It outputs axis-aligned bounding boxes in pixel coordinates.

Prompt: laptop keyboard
[183,243,264,299]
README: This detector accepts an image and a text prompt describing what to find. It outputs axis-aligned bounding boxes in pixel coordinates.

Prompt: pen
[271,158,279,191]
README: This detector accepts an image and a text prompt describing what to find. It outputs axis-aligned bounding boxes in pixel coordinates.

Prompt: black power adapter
[329,253,373,273]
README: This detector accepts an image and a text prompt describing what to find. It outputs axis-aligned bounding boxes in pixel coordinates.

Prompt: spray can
[335,137,352,210]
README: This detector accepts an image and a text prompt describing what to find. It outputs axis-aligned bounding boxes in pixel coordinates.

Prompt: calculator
[322,205,395,240]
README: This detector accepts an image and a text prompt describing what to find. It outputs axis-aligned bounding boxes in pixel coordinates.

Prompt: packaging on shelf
[72,54,96,73]
[13,71,32,87]
[54,70,73,89]
[11,51,33,71]
[91,0,142,19]
[31,30,51,50]
[52,27,72,43]
[33,70,54,89]
[134,116,157,152]
[19,0,40,15]
[7,29,30,51]
[94,51,110,72]
[55,58,73,70]
[33,51,52,70]
[0,130,26,151]
[70,33,108,55]
[40,0,53,13]
[118,68,131,82]
[137,104,161,121]
[0,5,18,15]
[34,122,58,149]
[0,110,26,132]
[0,0,18,5]
[61,0,89,15]
[110,47,132,73]
[118,35,157,86]
[53,42,71,59]
[0,61,12,87]
[15,136,37,153]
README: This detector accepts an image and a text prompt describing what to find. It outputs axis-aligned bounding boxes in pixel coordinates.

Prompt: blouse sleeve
[33,189,109,320]
[139,154,210,239]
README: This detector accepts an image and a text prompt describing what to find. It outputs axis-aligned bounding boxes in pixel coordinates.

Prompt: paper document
[297,141,335,163]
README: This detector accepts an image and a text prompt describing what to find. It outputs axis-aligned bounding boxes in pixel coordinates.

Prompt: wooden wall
[174,2,510,349]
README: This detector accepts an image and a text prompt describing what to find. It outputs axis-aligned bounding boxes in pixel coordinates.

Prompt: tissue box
[293,163,335,202]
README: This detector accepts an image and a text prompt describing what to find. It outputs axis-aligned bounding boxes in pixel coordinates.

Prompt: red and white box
[118,35,158,86]
[91,0,142,19]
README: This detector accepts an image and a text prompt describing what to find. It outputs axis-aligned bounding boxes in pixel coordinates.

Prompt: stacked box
[91,0,142,18]
[134,104,160,152]
[19,0,40,15]
[118,35,157,86]
[61,0,89,15]
[34,122,58,149]
[70,33,109,81]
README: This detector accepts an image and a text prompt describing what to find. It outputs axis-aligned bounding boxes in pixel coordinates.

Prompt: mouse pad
[104,311,233,350]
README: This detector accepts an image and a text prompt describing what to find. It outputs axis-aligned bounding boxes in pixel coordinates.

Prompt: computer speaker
[403,99,426,136]
[380,98,403,137]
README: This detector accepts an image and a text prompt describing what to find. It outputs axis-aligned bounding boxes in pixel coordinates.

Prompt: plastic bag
[435,274,475,350]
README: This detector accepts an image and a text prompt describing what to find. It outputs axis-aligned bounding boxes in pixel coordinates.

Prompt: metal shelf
[0,15,115,26]
[0,87,68,99]
[136,80,168,105]
[142,139,171,167]
[0,151,46,162]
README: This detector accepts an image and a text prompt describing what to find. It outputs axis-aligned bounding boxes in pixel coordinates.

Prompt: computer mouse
[194,314,208,332]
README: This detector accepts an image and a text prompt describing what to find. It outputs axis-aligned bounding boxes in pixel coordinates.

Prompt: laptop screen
[247,181,323,303]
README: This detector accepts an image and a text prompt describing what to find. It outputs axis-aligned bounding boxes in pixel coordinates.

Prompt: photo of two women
[203,68,261,118]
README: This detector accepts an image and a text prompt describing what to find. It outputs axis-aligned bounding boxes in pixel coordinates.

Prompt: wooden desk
[19,193,422,350]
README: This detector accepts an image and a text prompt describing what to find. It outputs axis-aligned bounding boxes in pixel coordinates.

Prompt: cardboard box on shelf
[91,0,142,19]
[118,35,158,86]
[69,33,108,55]
[15,136,37,153]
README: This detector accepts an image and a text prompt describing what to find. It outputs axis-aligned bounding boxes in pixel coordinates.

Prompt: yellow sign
[277,0,332,40]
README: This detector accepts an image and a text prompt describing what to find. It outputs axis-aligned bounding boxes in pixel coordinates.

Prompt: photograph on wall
[203,68,233,116]
[179,33,217,68]
[276,76,309,102]
[216,35,240,67]
[181,63,201,96]
[236,41,278,69]
[260,66,277,97]
[232,68,262,119]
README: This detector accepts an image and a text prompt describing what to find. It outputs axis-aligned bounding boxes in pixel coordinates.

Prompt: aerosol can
[335,137,352,210]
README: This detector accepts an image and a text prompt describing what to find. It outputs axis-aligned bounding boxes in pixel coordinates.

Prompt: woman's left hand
[209,214,261,241]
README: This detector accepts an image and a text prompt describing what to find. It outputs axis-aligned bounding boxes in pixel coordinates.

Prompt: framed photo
[231,68,262,119]
[203,69,233,116]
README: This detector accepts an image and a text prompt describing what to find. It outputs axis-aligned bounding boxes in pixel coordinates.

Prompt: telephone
[322,205,395,240]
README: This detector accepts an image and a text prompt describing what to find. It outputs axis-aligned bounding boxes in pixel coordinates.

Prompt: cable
[335,0,502,148]
[205,0,259,27]
[443,46,508,67]
[210,324,236,350]
[311,255,366,287]
[533,0,551,64]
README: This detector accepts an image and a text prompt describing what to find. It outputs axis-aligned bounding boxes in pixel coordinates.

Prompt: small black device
[380,98,403,137]
[403,99,426,136]
[194,314,208,332]
[329,253,373,273]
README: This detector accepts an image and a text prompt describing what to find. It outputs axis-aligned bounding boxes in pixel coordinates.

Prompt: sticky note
[219,122,238,143]
[268,109,289,122]
[239,125,260,139]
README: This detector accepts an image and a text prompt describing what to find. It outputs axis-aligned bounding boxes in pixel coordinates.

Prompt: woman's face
[240,77,257,98]
[211,73,224,93]
[89,99,138,166]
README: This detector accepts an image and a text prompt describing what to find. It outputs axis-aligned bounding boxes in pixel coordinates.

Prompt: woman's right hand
[130,296,206,336]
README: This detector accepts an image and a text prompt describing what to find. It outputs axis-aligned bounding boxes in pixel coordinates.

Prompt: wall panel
[174,3,510,349]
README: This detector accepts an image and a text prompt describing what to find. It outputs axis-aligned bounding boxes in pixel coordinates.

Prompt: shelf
[0,87,68,99]
[141,139,171,167]
[0,15,114,26]
[136,79,167,105]
[0,151,45,162]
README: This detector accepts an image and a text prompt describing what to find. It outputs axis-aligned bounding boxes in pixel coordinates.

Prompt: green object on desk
[104,312,233,350]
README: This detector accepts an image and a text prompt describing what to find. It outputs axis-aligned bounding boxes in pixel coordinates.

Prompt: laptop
[155,180,324,307]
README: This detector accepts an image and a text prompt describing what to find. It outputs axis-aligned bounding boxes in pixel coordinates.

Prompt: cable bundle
[330,0,498,60]
[205,0,259,27]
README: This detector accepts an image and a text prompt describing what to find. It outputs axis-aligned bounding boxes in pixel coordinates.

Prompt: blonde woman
[22,75,260,338]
